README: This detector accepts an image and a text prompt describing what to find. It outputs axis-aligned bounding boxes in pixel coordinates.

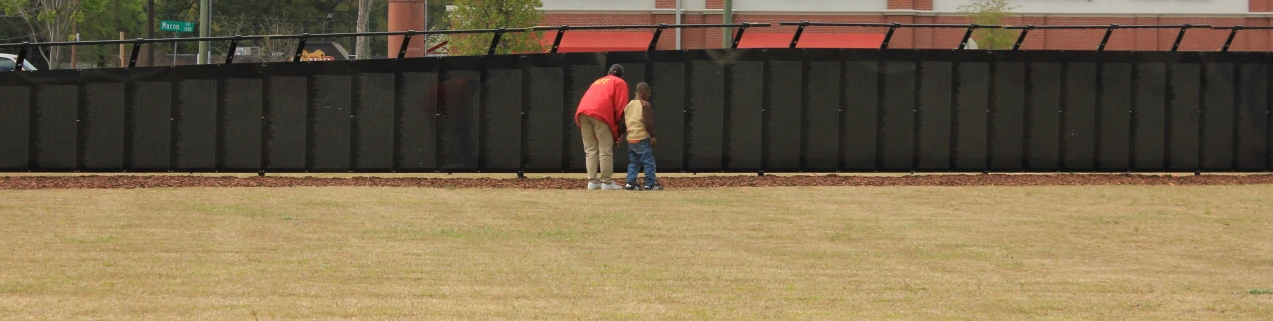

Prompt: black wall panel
[130,82,171,169]
[311,75,353,170]
[266,76,308,170]
[525,67,564,170]
[221,79,262,170]
[175,80,218,170]
[354,73,395,170]
[439,70,481,170]
[917,61,952,170]
[1167,63,1200,171]
[1133,62,1167,171]
[842,59,878,170]
[1063,62,1097,170]
[34,85,78,169]
[398,72,438,170]
[1026,63,1061,170]
[954,62,988,170]
[990,62,1025,170]
[1236,63,1269,170]
[687,60,726,170]
[482,69,523,171]
[766,60,802,170]
[650,62,684,172]
[1,48,1269,173]
[1098,63,1133,170]
[83,83,126,169]
[727,61,763,170]
[0,86,30,169]
[1202,63,1236,170]
[806,61,842,171]
[880,59,916,171]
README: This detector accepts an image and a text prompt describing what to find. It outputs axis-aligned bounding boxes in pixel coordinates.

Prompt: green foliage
[77,0,145,67]
[0,0,110,67]
[1251,288,1273,295]
[957,0,1020,50]
[449,0,544,56]
[1,0,458,65]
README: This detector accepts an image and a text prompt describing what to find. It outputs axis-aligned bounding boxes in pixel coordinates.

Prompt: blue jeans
[626,139,657,187]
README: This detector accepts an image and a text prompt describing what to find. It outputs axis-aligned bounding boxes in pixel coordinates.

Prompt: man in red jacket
[575,64,630,190]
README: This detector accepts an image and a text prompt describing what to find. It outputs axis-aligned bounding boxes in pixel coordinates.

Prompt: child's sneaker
[600,181,624,190]
[587,181,601,190]
[644,184,664,191]
[624,183,641,191]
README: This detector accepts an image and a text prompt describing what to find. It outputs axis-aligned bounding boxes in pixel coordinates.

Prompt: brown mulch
[2,174,1273,190]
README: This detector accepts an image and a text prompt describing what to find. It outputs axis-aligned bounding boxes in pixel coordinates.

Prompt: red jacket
[574,75,629,139]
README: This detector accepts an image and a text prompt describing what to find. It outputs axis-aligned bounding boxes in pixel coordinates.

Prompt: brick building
[531,0,1273,52]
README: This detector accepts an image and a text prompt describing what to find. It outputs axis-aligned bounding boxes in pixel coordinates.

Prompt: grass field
[1,185,1271,319]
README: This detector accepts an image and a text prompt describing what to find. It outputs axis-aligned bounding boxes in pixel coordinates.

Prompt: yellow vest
[624,100,649,142]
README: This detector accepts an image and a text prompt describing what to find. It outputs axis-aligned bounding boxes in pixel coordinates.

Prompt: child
[623,82,662,191]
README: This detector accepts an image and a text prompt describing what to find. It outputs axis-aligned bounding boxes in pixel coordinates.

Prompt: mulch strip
[2,174,1273,190]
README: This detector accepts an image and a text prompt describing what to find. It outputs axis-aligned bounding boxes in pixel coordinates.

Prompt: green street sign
[160,20,195,33]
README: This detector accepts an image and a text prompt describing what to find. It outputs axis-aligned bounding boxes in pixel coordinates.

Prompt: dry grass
[1,185,1271,319]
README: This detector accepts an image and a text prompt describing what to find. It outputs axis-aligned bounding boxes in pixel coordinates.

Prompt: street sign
[160,20,195,33]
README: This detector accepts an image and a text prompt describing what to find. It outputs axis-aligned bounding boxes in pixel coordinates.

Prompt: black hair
[608,64,624,78]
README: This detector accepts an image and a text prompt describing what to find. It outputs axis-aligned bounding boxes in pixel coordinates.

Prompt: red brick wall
[656,0,676,9]
[915,0,933,11]
[888,0,933,10]
[1252,0,1271,12]
[542,13,1273,51]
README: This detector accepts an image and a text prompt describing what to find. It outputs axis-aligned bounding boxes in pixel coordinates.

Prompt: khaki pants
[579,115,614,183]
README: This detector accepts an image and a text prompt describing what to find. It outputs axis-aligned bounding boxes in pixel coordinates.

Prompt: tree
[424,0,453,31]
[354,0,375,59]
[957,0,1019,50]
[448,0,543,56]
[0,0,107,67]
[217,14,303,62]
[74,0,144,67]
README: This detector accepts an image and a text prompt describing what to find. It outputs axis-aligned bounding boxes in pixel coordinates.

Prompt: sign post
[160,20,195,65]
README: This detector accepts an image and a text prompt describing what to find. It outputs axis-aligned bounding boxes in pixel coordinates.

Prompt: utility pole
[722,0,733,48]
[198,0,210,64]
[147,0,154,66]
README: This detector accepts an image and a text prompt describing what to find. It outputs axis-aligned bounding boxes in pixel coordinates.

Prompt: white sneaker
[587,181,601,190]
[600,181,623,190]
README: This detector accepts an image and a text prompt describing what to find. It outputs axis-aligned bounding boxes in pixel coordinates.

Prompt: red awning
[737,33,886,49]
[539,32,654,53]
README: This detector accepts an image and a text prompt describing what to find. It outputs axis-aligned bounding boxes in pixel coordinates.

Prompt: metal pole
[958,24,977,50]
[675,0,682,49]
[722,0,732,48]
[880,23,899,49]
[1170,24,1191,52]
[1012,25,1032,51]
[731,23,748,49]
[647,25,664,51]
[790,21,807,48]
[198,0,210,64]
[1221,26,1241,52]
[173,32,178,66]
[147,0,155,66]
[1097,24,1116,52]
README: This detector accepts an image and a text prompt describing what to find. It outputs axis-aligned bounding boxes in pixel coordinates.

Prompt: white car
[0,53,38,72]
